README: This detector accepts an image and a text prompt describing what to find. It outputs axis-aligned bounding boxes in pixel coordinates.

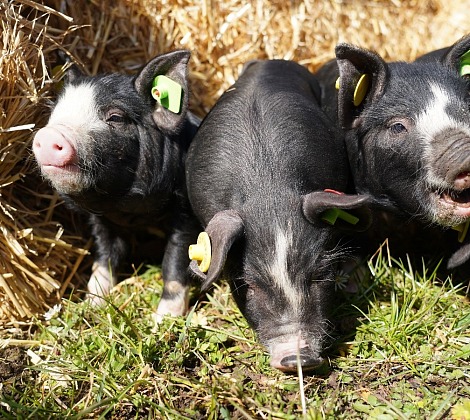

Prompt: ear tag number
[151,75,183,114]
[459,50,470,77]
[188,232,212,273]
[353,74,370,106]
[321,208,359,226]
[452,220,470,243]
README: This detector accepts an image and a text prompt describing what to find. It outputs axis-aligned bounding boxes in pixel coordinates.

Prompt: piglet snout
[33,127,77,168]
[269,337,324,373]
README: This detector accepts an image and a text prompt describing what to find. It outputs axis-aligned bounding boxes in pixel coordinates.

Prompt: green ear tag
[151,75,183,114]
[459,50,470,77]
[321,208,359,226]
[452,220,470,243]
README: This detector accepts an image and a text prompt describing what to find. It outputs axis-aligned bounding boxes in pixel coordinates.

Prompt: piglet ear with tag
[440,34,470,77]
[134,50,191,134]
[302,190,372,232]
[335,43,389,129]
[189,209,245,291]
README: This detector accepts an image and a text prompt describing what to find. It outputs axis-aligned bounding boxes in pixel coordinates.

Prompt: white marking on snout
[48,84,105,144]
[268,226,301,312]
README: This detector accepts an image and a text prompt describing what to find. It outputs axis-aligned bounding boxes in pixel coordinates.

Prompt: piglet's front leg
[153,226,197,324]
[86,261,116,306]
[85,215,128,305]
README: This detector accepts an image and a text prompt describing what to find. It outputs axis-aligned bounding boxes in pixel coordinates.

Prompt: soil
[0,346,28,383]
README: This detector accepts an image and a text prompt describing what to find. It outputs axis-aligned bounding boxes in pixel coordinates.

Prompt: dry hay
[1,0,469,325]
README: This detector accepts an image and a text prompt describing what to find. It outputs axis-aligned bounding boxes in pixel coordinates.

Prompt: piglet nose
[278,350,324,372]
[33,127,77,167]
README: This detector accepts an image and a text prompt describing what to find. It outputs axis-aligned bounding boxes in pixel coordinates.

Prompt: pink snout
[33,127,77,168]
[269,337,324,373]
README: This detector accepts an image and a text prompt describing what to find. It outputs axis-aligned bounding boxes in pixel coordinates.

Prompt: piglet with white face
[315,35,470,268]
[33,50,201,317]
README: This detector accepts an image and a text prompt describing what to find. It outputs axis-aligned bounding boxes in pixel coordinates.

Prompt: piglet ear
[302,190,372,232]
[55,50,83,83]
[335,43,389,129]
[190,210,245,291]
[134,50,191,134]
[440,34,470,76]
[447,241,470,269]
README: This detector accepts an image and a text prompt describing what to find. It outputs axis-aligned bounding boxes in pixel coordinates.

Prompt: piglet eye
[105,110,127,124]
[389,122,407,135]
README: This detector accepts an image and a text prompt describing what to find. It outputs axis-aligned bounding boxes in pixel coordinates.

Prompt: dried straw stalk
[0,1,89,325]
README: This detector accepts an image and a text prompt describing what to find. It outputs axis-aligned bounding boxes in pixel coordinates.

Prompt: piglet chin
[268,336,324,373]
[433,189,470,225]
[40,165,85,194]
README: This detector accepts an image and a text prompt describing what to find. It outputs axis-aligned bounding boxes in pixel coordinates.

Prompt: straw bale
[0,1,89,325]
[1,0,469,324]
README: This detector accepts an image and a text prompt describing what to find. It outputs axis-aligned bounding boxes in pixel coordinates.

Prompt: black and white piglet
[315,35,470,268]
[186,60,370,372]
[33,50,200,319]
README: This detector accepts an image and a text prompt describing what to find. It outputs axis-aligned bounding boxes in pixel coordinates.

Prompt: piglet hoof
[85,262,116,307]
[151,281,189,330]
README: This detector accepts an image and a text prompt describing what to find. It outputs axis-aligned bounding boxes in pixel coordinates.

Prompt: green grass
[0,250,469,419]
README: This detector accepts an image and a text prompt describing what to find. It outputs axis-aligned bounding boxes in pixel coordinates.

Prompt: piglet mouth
[432,186,470,224]
[440,188,470,208]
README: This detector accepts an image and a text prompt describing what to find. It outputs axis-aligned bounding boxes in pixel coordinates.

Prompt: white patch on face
[268,226,301,312]
[417,83,470,189]
[48,83,105,146]
[416,82,470,147]
[416,83,461,140]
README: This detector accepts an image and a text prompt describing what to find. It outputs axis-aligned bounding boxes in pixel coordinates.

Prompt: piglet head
[335,36,470,228]
[33,50,193,202]
[189,192,371,373]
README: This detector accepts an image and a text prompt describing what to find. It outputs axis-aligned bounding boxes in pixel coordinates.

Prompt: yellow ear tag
[188,232,212,273]
[353,74,370,106]
[452,220,470,243]
[335,77,340,90]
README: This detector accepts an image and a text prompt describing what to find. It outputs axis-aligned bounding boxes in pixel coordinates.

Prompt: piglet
[315,34,470,268]
[186,60,371,372]
[33,50,200,319]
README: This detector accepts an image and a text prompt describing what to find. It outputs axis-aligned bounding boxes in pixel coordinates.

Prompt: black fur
[186,59,371,371]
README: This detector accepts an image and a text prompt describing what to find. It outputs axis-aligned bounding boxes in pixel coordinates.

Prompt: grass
[0,250,469,419]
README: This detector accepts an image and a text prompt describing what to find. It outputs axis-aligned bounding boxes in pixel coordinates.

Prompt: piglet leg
[153,223,197,324]
[86,261,116,306]
[85,215,128,305]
